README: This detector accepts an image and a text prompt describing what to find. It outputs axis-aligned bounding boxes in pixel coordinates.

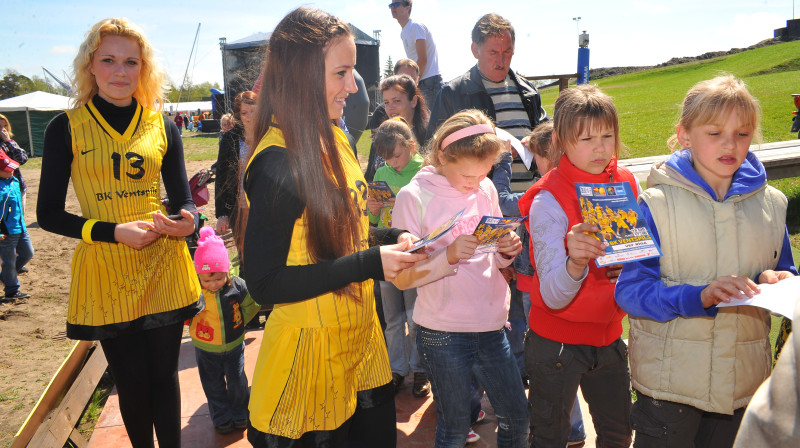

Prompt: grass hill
[536,39,800,158]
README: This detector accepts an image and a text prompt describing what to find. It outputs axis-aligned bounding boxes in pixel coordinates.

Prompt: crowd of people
[22,2,799,448]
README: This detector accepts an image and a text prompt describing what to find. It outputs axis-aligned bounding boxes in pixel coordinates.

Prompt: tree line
[0,69,220,103]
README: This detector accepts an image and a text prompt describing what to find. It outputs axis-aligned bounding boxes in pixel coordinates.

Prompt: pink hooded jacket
[391,165,513,333]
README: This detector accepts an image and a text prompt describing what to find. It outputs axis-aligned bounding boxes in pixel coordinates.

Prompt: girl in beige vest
[615,75,797,448]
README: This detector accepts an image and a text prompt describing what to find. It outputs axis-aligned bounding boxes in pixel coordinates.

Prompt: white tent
[0,91,72,156]
[0,91,72,111]
[163,101,212,115]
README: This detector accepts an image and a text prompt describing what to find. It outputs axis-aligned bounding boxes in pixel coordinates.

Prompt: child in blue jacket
[0,150,32,302]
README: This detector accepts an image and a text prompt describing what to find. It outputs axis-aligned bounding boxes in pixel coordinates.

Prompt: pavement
[89,329,600,447]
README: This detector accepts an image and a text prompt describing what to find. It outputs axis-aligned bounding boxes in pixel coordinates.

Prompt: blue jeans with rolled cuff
[417,326,529,448]
[0,231,33,296]
[194,342,249,427]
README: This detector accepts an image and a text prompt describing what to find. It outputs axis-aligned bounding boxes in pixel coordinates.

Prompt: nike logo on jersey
[81,148,97,155]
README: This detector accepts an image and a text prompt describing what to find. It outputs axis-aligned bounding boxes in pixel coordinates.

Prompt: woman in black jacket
[215,90,256,236]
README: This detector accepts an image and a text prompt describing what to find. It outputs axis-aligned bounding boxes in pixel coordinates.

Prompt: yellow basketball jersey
[65,100,201,339]
[245,125,391,438]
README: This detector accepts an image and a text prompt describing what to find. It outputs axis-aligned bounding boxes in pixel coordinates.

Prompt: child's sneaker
[412,371,430,398]
[466,429,481,444]
[472,410,486,424]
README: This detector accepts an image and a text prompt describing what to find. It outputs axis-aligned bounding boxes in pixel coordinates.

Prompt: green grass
[538,39,800,158]
[180,132,221,161]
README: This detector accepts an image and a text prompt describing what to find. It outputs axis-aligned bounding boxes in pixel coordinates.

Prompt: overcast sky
[3,0,796,89]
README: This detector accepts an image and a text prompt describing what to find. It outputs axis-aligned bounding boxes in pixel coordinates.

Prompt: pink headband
[440,124,494,150]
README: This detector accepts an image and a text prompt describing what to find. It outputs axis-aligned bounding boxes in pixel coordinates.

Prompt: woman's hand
[379,239,428,281]
[396,232,419,247]
[366,196,382,216]
[446,234,479,265]
[565,222,606,280]
[216,216,230,234]
[0,128,10,142]
[151,210,196,237]
[497,231,522,259]
[114,221,161,250]
[700,275,760,309]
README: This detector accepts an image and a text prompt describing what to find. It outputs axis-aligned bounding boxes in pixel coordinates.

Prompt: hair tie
[440,124,494,151]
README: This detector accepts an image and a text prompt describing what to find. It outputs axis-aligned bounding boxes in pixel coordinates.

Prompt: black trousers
[100,322,184,448]
[525,330,633,448]
[632,391,745,448]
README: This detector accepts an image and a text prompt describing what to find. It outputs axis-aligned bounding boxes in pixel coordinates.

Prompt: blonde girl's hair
[667,75,761,151]
[374,117,416,160]
[425,109,504,167]
[71,18,165,111]
[0,114,12,138]
[552,84,621,159]
[527,121,559,166]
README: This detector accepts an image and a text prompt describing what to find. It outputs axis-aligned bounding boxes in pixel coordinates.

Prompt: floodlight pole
[573,17,581,35]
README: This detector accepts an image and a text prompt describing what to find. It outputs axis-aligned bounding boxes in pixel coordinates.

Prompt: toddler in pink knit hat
[190,226,259,434]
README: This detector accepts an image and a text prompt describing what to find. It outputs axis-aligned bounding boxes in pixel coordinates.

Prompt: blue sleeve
[758,229,798,279]
[614,200,717,321]
[491,152,523,217]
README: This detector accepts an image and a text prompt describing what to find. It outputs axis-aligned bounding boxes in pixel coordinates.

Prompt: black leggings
[100,322,183,448]
[248,382,397,448]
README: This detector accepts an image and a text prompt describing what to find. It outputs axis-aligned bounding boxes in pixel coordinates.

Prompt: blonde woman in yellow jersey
[236,8,427,448]
[38,18,201,448]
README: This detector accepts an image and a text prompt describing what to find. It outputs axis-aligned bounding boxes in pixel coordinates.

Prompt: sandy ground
[0,160,215,447]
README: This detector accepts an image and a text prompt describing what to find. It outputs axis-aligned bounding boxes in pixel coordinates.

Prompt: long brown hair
[380,74,429,145]
[236,8,361,285]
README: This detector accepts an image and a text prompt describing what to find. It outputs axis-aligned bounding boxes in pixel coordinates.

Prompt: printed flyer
[575,182,662,267]
[472,216,527,254]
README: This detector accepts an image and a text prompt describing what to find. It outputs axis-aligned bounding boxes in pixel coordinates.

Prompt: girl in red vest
[518,85,636,447]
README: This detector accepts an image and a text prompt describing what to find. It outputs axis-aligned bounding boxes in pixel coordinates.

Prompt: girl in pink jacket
[392,109,528,448]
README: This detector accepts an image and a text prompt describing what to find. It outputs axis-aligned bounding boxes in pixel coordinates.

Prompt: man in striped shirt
[427,13,548,189]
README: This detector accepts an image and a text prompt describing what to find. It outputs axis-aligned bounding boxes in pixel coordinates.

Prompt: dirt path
[0,160,215,447]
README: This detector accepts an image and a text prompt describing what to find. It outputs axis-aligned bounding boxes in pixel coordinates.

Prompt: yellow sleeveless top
[245,125,391,438]
[65,100,201,339]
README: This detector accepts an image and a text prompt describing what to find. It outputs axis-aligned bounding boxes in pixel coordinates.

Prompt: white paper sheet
[495,127,533,170]
[716,276,800,319]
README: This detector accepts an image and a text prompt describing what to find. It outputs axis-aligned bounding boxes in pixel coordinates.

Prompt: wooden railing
[524,74,580,92]
[621,140,800,182]
[12,341,107,448]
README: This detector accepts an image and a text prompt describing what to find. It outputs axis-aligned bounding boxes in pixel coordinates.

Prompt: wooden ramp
[87,330,601,447]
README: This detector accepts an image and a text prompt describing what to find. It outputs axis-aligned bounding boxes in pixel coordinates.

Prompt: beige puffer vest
[629,163,787,414]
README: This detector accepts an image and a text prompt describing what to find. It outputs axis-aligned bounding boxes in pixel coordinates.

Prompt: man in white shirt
[390,0,443,109]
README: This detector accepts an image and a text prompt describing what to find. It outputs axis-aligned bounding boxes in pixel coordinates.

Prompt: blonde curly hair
[71,18,164,111]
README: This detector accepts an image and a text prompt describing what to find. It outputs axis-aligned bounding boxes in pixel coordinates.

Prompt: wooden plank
[620,142,800,182]
[27,345,108,448]
[11,341,93,448]
[68,428,89,448]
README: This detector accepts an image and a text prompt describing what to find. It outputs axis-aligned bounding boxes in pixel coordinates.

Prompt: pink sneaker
[473,410,486,424]
[466,429,481,444]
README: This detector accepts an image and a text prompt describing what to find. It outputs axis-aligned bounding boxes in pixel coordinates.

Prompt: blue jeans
[568,394,586,443]
[506,281,531,374]
[0,231,33,296]
[417,326,529,448]
[194,342,249,427]
[379,281,422,376]
[418,75,443,112]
